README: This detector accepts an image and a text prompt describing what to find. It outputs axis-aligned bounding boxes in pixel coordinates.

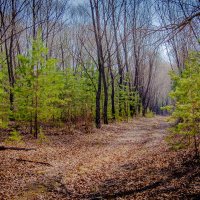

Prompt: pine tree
[61,65,96,122]
[167,51,200,157]
[0,53,10,127]
[14,36,65,138]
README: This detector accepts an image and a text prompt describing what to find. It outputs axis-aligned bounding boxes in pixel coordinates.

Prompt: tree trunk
[111,0,123,116]
[102,67,108,124]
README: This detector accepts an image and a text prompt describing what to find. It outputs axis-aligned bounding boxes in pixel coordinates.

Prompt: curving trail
[0,116,199,200]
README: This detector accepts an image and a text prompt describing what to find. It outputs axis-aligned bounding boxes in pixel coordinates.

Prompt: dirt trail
[0,116,199,200]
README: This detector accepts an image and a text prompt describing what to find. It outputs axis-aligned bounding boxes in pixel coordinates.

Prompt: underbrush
[0,118,94,145]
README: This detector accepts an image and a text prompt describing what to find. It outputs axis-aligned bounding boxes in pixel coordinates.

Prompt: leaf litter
[0,116,199,200]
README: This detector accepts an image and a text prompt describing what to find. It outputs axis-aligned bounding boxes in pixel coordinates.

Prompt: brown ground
[0,116,200,200]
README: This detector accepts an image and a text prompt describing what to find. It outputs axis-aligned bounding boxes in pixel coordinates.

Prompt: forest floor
[0,116,200,200]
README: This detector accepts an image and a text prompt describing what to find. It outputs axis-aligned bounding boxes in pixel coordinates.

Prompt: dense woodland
[0,0,199,133]
[0,0,200,199]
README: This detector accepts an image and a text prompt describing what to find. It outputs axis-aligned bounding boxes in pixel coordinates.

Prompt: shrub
[6,130,23,143]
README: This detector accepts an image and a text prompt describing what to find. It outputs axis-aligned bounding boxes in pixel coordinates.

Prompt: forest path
[42,116,170,197]
[1,116,199,200]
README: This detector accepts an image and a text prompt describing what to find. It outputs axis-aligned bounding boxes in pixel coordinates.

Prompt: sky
[70,0,87,5]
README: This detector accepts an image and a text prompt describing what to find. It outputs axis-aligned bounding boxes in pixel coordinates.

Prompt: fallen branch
[0,146,36,151]
[16,158,52,166]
